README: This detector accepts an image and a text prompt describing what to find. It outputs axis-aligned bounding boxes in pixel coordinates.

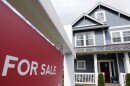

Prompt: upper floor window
[76,34,84,46]
[95,11,106,22]
[77,60,86,70]
[111,30,130,43]
[75,32,95,47]
[112,32,121,42]
[123,31,130,42]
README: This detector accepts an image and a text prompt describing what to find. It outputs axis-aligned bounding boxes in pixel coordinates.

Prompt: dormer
[95,10,106,22]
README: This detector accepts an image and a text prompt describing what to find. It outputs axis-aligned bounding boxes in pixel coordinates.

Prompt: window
[77,60,86,70]
[76,34,84,46]
[123,31,130,42]
[95,11,106,22]
[112,32,121,42]
[86,33,94,45]
[111,30,130,43]
[75,32,95,47]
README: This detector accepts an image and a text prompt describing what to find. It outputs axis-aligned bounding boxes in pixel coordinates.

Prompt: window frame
[111,30,130,44]
[123,31,130,42]
[77,60,86,70]
[95,11,106,22]
[111,31,122,43]
[75,32,95,47]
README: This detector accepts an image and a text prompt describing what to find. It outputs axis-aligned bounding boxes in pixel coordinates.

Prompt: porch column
[64,54,75,86]
[124,52,130,73]
[94,54,98,85]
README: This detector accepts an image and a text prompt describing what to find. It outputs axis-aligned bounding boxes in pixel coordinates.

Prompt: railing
[75,73,97,84]
[119,73,126,86]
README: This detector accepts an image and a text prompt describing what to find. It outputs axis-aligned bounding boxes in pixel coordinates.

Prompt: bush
[98,73,105,86]
[126,73,130,86]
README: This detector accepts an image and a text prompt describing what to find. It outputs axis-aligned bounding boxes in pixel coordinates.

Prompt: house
[72,2,130,86]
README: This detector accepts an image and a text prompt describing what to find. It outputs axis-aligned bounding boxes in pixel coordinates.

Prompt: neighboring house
[72,2,130,86]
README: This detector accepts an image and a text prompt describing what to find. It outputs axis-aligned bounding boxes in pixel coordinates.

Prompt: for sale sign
[0,1,63,86]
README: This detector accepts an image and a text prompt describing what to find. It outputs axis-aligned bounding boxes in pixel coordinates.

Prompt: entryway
[98,60,115,83]
[100,62,110,82]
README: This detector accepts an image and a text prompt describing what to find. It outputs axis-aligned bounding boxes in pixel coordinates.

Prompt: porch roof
[75,43,130,54]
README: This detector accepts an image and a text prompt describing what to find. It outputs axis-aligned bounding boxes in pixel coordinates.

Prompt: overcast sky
[51,0,130,25]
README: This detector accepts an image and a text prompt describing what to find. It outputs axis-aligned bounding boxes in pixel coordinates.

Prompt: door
[100,62,110,82]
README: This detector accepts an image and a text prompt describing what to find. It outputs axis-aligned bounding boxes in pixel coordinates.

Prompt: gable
[88,3,130,26]
[73,16,100,27]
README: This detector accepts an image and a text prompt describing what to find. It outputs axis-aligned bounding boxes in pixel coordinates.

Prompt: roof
[87,2,130,18]
[73,24,109,31]
[75,43,130,54]
[72,13,104,26]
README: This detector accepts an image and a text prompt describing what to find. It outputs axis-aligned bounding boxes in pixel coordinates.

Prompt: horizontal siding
[95,30,104,46]
[74,55,94,73]
[89,6,130,26]
[73,29,105,47]
[73,17,99,27]
[74,53,126,76]
[117,53,125,73]
[105,31,111,45]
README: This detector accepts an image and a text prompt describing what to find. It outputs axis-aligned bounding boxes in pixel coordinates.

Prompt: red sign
[0,1,63,86]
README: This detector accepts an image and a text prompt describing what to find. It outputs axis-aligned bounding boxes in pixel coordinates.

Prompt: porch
[74,52,130,86]
[75,83,120,86]
[75,73,126,86]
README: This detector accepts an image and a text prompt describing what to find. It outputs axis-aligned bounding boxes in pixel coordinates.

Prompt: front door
[100,62,110,82]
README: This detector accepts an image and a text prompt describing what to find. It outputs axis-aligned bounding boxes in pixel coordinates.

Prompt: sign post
[0,1,63,86]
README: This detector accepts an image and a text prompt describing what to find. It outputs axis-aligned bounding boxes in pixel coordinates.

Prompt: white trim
[77,60,86,70]
[124,52,130,73]
[75,31,95,47]
[87,2,101,15]
[98,62,100,73]
[74,24,97,28]
[87,2,130,18]
[110,30,130,44]
[94,54,98,85]
[95,10,106,22]
[109,61,112,81]
[72,13,104,26]
[94,54,98,73]
[113,61,116,77]
[97,60,116,81]
[103,30,106,45]
[118,12,121,18]
[109,25,130,30]
[123,58,127,73]
[116,53,120,76]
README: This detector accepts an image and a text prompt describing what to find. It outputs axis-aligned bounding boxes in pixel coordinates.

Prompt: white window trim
[75,32,95,47]
[97,60,116,79]
[77,60,86,70]
[95,11,106,22]
[109,25,130,30]
[103,30,106,45]
[110,30,130,44]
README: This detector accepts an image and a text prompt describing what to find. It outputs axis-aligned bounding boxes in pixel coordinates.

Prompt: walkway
[105,83,120,86]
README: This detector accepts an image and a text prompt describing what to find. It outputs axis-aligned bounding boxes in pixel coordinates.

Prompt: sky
[51,0,130,25]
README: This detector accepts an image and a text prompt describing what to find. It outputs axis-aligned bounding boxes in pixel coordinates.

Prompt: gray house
[72,2,130,86]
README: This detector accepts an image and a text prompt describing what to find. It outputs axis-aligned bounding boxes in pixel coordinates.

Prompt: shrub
[126,73,130,86]
[98,73,105,86]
